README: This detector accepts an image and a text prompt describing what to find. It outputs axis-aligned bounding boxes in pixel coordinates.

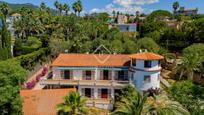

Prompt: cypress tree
[0,17,11,60]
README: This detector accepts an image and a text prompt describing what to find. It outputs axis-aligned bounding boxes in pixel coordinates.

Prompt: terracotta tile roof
[20,88,76,115]
[51,53,130,67]
[129,52,164,60]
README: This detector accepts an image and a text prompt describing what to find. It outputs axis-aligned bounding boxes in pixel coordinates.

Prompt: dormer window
[144,60,151,68]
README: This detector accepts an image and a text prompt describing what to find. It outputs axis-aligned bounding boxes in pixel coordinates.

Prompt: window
[85,70,92,80]
[85,88,91,98]
[64,70,70,79]
[101,89,108,99]
[158,60,161,66]
[144,60,151,68]
[132,59,136,66]
[118,70,128,81]
[144,75,151,83]
[103,70,109,80]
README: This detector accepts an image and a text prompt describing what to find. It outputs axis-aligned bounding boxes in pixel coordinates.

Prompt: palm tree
[57,92,87,115]
[63,3,70,16]
[0,2,9,19]
[40,2,46,11]
[112,85,147,115]
[72,0,82,17]
[173,1,179,12]
[144,95,190,115]
[175,53,203,80]
[72,2,78,15]
[54,1,60,15]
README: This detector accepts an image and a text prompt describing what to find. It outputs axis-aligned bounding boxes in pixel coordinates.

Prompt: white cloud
[90,3,143,14]
[113,0,159,7]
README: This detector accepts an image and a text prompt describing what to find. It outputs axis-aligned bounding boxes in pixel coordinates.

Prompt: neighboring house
[6,13,21,36]
[40,52,164,109]
[109,23,137,32]
[20,88,76,115]
[117,14,128,24]
[174,7,198,16]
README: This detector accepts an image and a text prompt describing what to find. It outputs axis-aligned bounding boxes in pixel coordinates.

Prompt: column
[111,88,114,99]
[94,88,98,99]
[112,69,115,81]
[95,68,98,80]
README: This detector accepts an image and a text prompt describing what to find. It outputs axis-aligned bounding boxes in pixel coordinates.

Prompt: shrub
[26,80,36,89]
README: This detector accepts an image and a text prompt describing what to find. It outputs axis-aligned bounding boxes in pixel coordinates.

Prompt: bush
[168,81,204,114]
[9,48,48,70]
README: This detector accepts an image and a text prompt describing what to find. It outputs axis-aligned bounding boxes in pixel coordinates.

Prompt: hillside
[0,1,38,10]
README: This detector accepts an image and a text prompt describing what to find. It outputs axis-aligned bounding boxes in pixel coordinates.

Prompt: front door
[101,89,108,99]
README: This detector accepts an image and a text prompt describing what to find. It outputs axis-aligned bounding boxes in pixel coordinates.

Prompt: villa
[40,52,164,109]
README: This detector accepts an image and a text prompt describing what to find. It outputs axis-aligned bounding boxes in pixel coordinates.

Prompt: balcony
[40,78,131,88]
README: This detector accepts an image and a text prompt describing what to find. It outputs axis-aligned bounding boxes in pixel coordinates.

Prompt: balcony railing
[40,78,131,87]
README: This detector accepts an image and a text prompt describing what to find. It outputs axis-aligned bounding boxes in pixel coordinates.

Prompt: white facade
[131,59,161,91]
[42,53,163,110]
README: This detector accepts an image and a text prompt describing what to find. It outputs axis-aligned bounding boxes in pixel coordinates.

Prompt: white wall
[132,59,161,91]
[133,60,161,71]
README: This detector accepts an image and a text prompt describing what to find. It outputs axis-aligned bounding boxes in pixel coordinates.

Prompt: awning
[56,66,129,71]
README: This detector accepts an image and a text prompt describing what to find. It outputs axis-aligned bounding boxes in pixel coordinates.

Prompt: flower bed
[26,66,48,89]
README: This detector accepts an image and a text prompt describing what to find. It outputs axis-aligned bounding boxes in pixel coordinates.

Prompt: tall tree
[173,1,179,12]
[0,2,9,19]
[0,21,12,60]
[72,0,82,16]
[63,3,70,16]
[40,2,47,11]
[57,92,87,115]
[54,1,60,15]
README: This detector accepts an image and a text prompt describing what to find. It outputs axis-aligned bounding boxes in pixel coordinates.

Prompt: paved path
[25,65,49,90]
[161,70,171,88]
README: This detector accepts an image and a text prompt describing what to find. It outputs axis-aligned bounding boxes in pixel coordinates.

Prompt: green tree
[136,37,160,53]
[112,85,147,115]
[175,44,204,80]
[57,92,87,115]
[144,95,190,115]
[173,1,180,12]
[168,81,204,114]
[0,21,12,60]
[0,2,9,19]
[0,60,27,115]
[40,2,47,11]
[63,3,70,16]
[72,0,83,16]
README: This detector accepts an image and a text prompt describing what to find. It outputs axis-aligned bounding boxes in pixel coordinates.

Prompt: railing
[40,78,131,87]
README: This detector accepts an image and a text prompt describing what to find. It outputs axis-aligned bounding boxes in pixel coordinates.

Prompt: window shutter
[70,70,73,80]
[115,71,118,80]
[81,88,85,96]
[91,71,95,80]
[91,88,94,98]
[98,89,101,98]
[61,70,64,79]
[108,89,111,99]
[82,70,85,80]
[100,70,103,80]
[108,70,112,80]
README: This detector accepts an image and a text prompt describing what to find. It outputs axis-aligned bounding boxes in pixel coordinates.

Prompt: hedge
[9,48,48,70]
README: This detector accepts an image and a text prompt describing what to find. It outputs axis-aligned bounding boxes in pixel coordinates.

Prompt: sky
[1,0,204,14]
